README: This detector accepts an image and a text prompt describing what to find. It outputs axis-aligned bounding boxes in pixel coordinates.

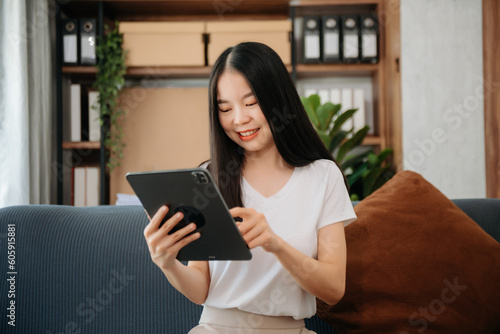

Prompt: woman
[144,42,356,333]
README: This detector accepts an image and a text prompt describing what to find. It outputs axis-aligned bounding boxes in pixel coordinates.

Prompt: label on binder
[63,35,78,63]
[344,35,359,59]
[304,35,320,59]
[324,32,339,56]
[362,33,377,58]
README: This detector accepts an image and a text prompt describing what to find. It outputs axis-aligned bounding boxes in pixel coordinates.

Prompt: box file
[360,14,379,63]
[80,18,97,65]
[341,15,360,63]
[302,16,321,64]
[62,19,79,65]
[322,16,341,63]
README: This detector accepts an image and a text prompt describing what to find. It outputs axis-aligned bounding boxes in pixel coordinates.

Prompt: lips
[237,128,259,141]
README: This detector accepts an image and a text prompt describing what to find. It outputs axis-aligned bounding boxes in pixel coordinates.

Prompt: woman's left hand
[229,207,282,253]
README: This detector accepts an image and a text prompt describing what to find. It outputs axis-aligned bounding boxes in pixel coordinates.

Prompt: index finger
[229,207,251,220]
[145,205,168,234]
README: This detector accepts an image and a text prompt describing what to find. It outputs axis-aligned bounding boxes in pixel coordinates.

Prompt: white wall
[400,0,486,198]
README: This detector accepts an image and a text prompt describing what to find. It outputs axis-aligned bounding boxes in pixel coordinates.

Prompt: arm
[231,207,346,306]
[273,223,346,305]
[144,205,210,305]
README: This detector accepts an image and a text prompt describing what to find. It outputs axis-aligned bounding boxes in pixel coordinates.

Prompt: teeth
[239,129,258,137]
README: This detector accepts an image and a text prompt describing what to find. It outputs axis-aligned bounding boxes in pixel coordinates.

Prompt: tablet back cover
[127,168,251,261]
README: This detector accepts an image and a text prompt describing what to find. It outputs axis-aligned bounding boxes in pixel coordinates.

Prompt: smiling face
[217,70,275,156]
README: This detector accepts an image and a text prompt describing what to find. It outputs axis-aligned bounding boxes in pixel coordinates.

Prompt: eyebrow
[217,92,255,104]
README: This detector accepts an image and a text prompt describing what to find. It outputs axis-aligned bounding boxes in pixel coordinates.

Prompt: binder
[361,14,379,63]
[341,15,360,63]
[321,16,341,63]
[70,84,81,142]
[353,88,366,132]
[318,89,329,105]
[80,18,97,65]
[341,88,354,135]
[303,16,321,63]
[86,167,100,206]
[62,19,79,65]
[73,167,86,206]
[73,166,100,206]
[330,88,341,105]
[304,88,317,98]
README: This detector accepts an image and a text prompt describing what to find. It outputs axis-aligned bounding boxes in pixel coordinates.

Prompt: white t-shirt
[203,159,357,320]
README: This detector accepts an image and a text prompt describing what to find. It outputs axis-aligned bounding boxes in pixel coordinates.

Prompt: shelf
[362,135,382,146]
[63,65,294,79]
[126,66,212,78]
[296,63,379,78]
[290,0,381,6]
[62,141,101,150]
[59,0,290,21]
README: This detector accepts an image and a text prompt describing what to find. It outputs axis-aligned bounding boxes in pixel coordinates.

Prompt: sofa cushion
[317,171,500,334]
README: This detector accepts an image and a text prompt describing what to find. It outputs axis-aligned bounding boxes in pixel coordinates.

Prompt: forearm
[160,260,210,305]
[273,238,345,305]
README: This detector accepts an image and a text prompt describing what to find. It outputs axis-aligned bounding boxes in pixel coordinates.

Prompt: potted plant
[93,22,127,172]
[301,94,394,200]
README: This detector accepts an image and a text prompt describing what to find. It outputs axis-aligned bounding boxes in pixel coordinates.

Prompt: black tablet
[126,168,252,261]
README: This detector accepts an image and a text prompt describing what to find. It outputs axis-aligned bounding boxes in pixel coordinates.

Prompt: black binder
[360,14,379,63]
[80,18,97,65]
[303,16,321,64]
[62,18,79,65]
[341,15,360,63]
[321,15,341,63]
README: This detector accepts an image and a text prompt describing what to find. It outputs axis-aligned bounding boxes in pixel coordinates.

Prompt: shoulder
[302,159,343,180]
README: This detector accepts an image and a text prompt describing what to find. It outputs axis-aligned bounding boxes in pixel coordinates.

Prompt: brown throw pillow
[317,171,500,334]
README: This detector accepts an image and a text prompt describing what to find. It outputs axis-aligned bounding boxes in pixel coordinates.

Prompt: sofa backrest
[0,205,202,333]
[0,199,498,333]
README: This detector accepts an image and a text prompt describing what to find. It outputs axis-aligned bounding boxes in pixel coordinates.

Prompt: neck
[243,144,291,172]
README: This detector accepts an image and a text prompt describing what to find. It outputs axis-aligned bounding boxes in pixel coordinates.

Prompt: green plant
[93,22,127,172]
[301,94,394,200]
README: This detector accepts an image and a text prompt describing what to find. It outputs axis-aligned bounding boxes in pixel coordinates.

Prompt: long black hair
[207,42,346,208]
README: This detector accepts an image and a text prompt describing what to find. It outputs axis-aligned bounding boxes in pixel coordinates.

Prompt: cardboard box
[206,20,292,65]
[110,87,209,203]
[119,22,205,66]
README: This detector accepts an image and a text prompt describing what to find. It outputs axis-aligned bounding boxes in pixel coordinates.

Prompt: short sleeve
[318,162,357,230]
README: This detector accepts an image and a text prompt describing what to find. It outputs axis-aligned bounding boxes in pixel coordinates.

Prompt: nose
[233,105,251,125]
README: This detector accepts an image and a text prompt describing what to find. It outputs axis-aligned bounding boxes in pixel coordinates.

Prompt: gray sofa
[0,199,499,333]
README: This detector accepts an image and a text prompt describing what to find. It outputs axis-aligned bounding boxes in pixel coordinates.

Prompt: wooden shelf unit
[56,0,401,205]
[291,0,394,154]
[62,141,101,150]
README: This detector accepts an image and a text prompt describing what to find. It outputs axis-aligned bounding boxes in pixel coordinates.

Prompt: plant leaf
[347,163,368,187]
[316,102,336,131]
[337,126,370,163]
[330,108,357,138]
[362,165,390,198]
[301,96,320,129]
[341,150,372,170]
[307,94,321,111]
[330,130,350,153]
[377,148,394,163]
[317,130,331,149]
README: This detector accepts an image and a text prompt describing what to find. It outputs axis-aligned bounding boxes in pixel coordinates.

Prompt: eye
[219,107,231,113]
[246,102,257,107]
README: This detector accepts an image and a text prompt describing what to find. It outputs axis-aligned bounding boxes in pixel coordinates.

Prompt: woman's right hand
[143,205,200,270]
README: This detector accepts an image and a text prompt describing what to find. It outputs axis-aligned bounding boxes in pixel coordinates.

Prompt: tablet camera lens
[192,172,208,184]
